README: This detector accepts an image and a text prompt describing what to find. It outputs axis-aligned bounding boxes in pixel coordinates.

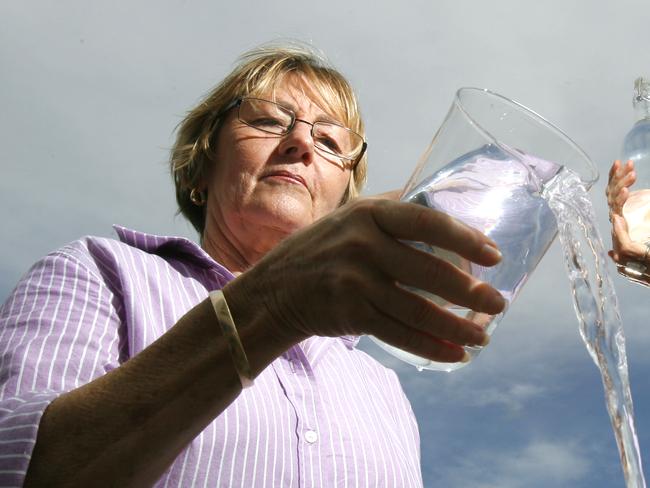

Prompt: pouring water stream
[544,168,645,487]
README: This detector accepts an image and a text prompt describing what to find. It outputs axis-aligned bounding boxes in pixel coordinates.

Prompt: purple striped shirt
[0,226,422,487]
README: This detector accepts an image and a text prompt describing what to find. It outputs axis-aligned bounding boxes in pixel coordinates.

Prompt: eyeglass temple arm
[351,141,367,169]
[208,98,243,132]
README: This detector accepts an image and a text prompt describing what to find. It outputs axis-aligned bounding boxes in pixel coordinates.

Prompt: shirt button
[304,430,318,444]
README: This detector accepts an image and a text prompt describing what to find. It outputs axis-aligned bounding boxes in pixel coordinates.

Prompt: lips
[262,170,308,190]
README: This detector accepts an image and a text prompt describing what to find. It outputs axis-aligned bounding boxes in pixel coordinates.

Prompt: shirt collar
[113,224,359,355]
[113,224,235,286]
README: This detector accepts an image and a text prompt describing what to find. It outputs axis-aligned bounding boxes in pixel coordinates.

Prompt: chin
[255,200,314,235]
[270,211,313,234]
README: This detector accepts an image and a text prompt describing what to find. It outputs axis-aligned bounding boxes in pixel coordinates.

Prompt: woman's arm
[22,196,504,487]
[24,294,299,487]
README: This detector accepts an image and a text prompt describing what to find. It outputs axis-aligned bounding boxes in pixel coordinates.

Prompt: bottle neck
[633,77,650,122]
[633,99,650,123]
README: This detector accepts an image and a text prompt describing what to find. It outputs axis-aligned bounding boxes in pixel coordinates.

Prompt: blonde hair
[170,42,368,235]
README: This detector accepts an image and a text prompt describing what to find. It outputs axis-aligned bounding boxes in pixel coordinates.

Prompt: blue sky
[2,1,650,486]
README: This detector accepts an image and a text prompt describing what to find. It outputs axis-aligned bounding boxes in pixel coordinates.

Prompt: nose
[277,119,315,164]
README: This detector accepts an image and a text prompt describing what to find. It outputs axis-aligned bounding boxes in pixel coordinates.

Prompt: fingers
[369,308,468,363]
[361,198,504,320]
[371,234,505,315]
[608,160,634,186]
[607,159,632,185]
[336,198,502,358]
[607,160,635,194]
[369,280,491,346]
[607,160,636,213]
[613,172,636,196]
[370,200,502,268]
[608,160,621,184]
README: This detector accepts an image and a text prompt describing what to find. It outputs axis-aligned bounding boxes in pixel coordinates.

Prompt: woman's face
[206,76,353,241]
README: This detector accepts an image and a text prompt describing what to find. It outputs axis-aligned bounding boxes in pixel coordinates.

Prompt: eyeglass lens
[239,98,363,160]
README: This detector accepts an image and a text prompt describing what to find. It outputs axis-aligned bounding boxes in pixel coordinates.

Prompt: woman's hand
[609,214,650,265]
[225,193,505,364]
[605,160,648,266]
[606,159,635,218]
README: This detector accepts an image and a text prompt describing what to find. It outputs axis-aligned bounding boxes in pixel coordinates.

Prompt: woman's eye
[317,136,341,152]
[251,117,284,128]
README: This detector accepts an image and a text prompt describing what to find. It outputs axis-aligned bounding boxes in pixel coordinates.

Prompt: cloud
[467,382,547,413]
[437,438,592,488]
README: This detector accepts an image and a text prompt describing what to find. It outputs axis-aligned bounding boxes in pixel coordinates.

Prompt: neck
[202,230,252,275]
[201,207,289,274]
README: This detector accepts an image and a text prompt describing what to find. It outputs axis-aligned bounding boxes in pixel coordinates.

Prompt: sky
[2,1,650,486]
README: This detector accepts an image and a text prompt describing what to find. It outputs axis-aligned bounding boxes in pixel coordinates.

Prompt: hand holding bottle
[608,77,650,286]
[607,159,650,285]
[606,159,635,218]
[609,213,650,267]
[606,159,646,266]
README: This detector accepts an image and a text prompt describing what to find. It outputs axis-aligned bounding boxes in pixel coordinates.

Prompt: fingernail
[481,243,502,262]
[460,351,471,363]
[484,288,506,313]
[472,325,490,346]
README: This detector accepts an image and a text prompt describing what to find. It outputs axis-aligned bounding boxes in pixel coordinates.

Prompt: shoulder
[3,228,178,308]
[24,234,145,289]
[49,235,123,274]
[44,226,208,279]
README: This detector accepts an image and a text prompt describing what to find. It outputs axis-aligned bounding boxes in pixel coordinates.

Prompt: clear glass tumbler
[370,87,598,372]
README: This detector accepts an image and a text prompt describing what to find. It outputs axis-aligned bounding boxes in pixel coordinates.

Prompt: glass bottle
[618,77,650,286]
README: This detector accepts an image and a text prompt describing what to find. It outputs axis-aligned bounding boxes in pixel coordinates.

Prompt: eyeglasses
[226,97,367,166]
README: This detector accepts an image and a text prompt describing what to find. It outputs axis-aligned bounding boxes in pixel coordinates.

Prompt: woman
[607,159,650,281]
[0,43,505,487]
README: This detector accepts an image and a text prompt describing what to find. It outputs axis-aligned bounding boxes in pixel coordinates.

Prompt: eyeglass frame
[213,97,367,169]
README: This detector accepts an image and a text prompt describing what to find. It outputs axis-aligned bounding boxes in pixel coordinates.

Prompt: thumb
[612,215,630,244]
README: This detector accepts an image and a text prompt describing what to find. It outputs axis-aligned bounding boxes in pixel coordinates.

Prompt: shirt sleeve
[0,242,122,487]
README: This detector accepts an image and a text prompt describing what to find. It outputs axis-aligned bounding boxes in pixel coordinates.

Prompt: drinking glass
[370,87,598,372]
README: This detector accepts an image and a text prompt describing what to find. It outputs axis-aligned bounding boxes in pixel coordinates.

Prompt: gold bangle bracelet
[209,289,254,389]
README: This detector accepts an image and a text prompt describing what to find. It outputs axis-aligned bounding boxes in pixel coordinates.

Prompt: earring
[190,188,207,206]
